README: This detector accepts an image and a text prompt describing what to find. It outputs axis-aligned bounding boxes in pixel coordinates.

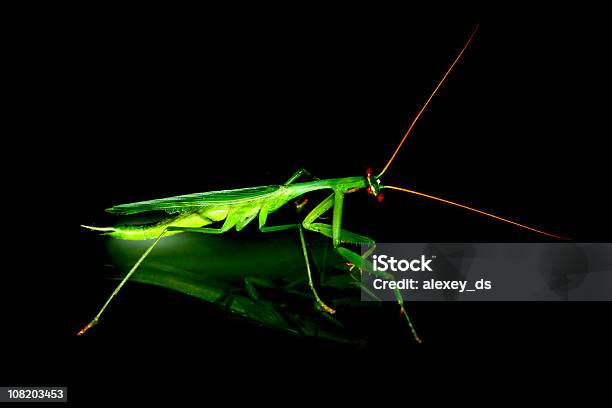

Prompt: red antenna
[377,24,479,178]
[384,185,570,240]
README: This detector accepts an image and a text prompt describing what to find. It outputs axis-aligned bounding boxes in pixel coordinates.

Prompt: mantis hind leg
[77,228,170,335]
[77,224,235,336]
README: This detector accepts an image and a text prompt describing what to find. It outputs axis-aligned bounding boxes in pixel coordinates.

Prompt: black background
[4,5,611,402]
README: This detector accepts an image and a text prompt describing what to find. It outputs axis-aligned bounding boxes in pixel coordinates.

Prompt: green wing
[106,185,280,215]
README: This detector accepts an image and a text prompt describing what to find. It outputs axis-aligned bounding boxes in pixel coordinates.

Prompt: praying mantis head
[365,167,383,202]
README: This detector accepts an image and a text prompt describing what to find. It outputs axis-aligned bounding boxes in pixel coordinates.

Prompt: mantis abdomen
[84,207,231,240]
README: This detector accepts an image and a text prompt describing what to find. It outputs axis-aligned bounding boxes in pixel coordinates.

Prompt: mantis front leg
[302,191,422,343]
[284,168,319,185]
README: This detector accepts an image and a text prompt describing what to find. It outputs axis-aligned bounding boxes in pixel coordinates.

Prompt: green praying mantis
[77,25,567,341]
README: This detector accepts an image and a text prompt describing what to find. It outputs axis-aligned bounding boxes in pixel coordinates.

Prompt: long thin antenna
[384,185,569,240]
[377,24,479,178]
